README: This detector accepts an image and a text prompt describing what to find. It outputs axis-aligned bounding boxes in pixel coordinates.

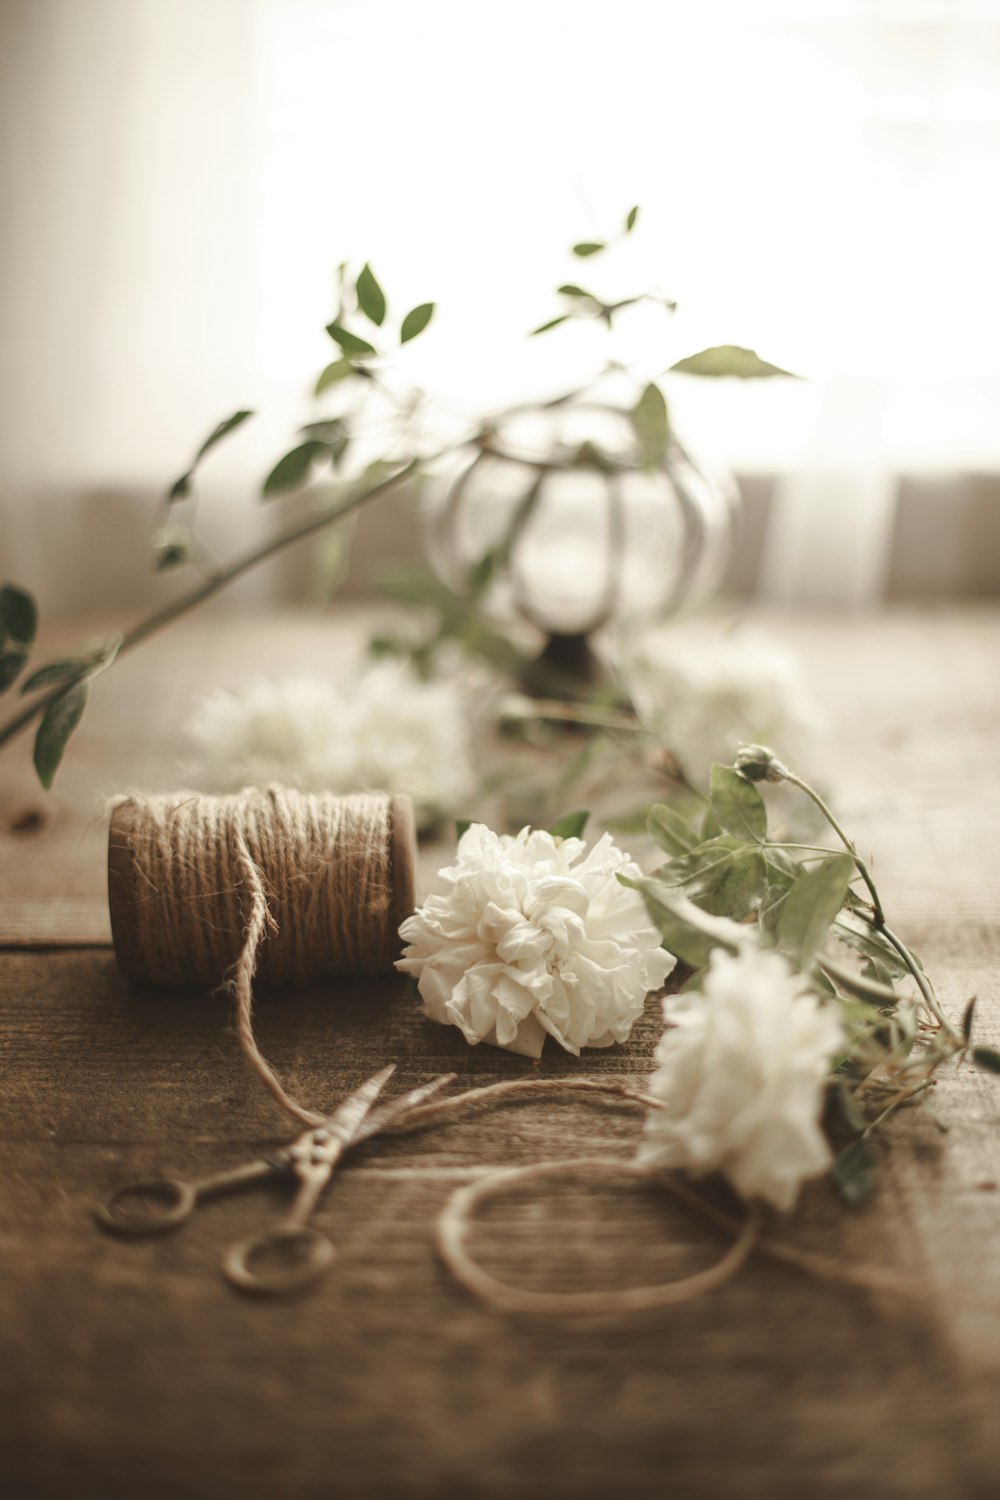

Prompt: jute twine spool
[107,786,416,1125]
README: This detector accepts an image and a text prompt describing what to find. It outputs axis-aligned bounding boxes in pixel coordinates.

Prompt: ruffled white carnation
[615,627,821,787]
[638,947,843,1210]
[397,824,675,1059]
[187,660,474,821]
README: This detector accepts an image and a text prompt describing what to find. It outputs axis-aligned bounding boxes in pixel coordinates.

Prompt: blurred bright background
[1,0,999,613]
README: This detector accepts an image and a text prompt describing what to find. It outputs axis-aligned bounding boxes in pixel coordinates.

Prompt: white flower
[615,627,821,787]
[637,947,844,1210]
[397,823,675,1059]
[186,660,475,821]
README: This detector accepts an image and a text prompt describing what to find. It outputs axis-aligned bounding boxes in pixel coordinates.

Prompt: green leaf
[0,650,28,692]
[530,315,571,336]
[20,659,88,694]
[709,763,767,842]
[550,809,589,841]
[455,818,473,841]
[832,1137,876,1206]
[669,345,797,379]
[557,284,594,299]
[778,854,855,970]
[167,472,193,502]
[973,1046,1000,1075]
[701,806,722,841]
[630,381,670,466]
[758,883,788,941]
[262,440,329,498]
[572,242,605,257]
[833,911,909,978]
[326,323,377,358]
[962,996,977,1042]
[658,835,767,920]
[194,409,254,464]
[400,303,435,344]
[624,205,639,233]
[356,264,386,326]
[625,874,747,968]
[647,803,699,857]
[819,954,897,1008]
[0,584,38,645]
[299,419,349,465]
[314,358,355,395]
[33,679,89,790]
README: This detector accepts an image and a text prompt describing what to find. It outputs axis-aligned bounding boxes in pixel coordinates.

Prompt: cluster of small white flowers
[637,946,844,1210]
[615,627,821,786]
[397,823,675,1059]
[186,659,475,820]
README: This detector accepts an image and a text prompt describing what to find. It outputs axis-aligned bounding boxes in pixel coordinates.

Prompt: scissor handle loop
[223,1224,335,1295]
[95,1176,197,1236]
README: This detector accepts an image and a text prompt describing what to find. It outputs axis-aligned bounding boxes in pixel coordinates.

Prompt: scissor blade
[349,1072,455,1146]
[325,1064,396,1144]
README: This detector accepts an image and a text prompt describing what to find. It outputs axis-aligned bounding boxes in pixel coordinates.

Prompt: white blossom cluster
[638,946,844,1210]
[615,627,821,786]
[397,823,675,1059]
[186,659,475,821]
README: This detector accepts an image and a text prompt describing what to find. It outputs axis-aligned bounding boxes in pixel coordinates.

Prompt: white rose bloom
[638,947,844,1211]
[187,660,474,821]
[615,627,821,787]
[397,824,676,1059]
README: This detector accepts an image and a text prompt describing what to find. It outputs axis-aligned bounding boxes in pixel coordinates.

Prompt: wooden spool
[107,792,417,986]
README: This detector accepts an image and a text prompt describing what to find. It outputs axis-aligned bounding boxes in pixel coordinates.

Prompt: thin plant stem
[0,456,427,753]
[781,768,961,1043]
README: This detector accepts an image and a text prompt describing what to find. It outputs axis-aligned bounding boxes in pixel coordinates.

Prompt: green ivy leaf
[624,205,639,233]
[658,836,767,920]
[624,874,747,968]
[0,650,28,693]
[709,763,767,842]
[20,659,88,694]
[647,803,699,857]
[194,409,254,464]
[973,1046,1000,1075]
[356,264,386,326]
[326,323,378,358]
[550,809,590,841]
[314,358,355,395]
[455,818,473,841]
[758,884,788,942]
[669,345,797,379]
[530,315,571,336]
[778,854,855,969]
[819,954,897,1008]
[299,419,350,466]
[630,381,670,467]
[832,1137,876,1206]
[557,284,594,299]
[400,303,435,344]
[0,584,38,645]
[33,679,89,790]
[262,440,330,498]
[833,911,909,978]
[572,242,605,257]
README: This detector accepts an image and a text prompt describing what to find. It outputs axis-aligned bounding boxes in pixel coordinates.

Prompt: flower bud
[734,743,788,783]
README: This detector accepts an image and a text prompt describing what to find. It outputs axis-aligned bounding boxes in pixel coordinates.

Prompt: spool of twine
[107,786,416,1124]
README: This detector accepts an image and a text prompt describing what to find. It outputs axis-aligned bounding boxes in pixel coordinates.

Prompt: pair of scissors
[96,1065,452,1294]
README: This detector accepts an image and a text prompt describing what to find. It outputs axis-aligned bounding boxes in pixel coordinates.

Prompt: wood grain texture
[1,604,999,1499]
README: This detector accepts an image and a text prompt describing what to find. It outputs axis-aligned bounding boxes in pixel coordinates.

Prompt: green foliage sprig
[0,208,793,786]
[622,742,992,1203]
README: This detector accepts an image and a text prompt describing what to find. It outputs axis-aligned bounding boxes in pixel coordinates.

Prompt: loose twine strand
[111,791,926,1313]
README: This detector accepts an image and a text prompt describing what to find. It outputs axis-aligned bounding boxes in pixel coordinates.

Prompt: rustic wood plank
[1,604,999,1497]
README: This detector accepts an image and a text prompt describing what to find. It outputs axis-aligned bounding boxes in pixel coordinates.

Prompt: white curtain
[2,0,998,611]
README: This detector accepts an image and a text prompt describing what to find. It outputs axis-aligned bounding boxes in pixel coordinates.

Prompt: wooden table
[1,606,998,1500]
